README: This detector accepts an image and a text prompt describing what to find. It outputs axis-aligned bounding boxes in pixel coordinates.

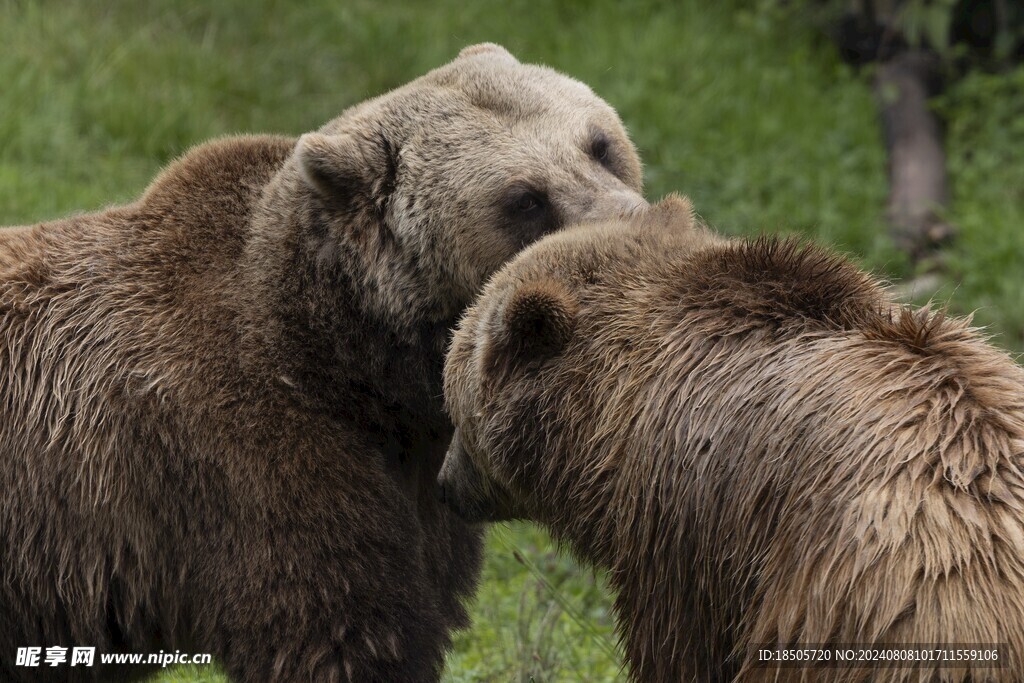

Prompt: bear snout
[437,439,467,510]
[435,472,461,509]
[578,188,647,225]
[436,470,473,522]
[614,189,649,220]
[437,433,497,523]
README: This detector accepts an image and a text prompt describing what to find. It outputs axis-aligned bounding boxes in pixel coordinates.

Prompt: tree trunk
[874,50,953,260]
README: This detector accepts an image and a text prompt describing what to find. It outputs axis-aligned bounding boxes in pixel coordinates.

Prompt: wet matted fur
[439,196,1024,682]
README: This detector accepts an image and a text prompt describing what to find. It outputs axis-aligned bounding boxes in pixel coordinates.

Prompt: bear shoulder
[679,237,885,332]
[139,134,295,211]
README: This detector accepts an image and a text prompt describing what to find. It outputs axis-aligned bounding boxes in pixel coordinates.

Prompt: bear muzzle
[437,429,512,524]
[575,188,647,226]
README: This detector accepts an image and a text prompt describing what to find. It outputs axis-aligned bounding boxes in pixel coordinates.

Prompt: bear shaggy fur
[0,44,645,682]
[439,196,1024,682]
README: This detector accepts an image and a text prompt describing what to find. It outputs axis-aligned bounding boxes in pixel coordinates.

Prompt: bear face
[285,43,646,329]
[438,195,705,525]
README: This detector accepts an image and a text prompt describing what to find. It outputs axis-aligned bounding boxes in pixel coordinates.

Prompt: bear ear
[484,278,577,379]
[637,193,695,232]
[458,43,518,62]
[296,132,398,212]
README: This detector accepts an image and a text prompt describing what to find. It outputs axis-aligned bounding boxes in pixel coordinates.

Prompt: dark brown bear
[439,196,1024,682]
[0,44,645,682]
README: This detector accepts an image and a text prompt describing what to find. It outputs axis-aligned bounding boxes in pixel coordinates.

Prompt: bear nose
[613,190,648,219]
[578,188,647,224]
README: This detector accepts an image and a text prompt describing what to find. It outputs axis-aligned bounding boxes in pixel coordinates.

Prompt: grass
[1,1,1021,681]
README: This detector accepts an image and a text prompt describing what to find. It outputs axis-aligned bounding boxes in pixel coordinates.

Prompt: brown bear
[0,43,645,682]
[439,196,1024,682]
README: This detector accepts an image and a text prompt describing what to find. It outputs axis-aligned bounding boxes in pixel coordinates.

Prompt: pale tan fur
[440,196,1024,682]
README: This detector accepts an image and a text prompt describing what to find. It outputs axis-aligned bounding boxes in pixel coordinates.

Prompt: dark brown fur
[440,196,1024,682]
[0,44,645,682]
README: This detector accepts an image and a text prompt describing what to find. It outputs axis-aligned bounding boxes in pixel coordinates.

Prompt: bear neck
[240,170,459,432]
[541,443,707,682]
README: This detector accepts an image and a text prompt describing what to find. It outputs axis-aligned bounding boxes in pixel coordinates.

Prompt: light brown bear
[0,44,645,682]
[439,196,1024,682]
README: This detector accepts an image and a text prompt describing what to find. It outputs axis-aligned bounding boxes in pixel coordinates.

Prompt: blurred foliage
[788,0,1024,67]
[934,64,1024,348]
[901,0,961,54]
[902,0,1024,63]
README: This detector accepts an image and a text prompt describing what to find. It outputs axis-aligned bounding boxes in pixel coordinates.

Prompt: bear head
[438,195,707,525]
[279,43,647,328]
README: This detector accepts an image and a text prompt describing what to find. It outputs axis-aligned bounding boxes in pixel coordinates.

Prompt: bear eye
[501,186,558,247]
[513,191,544,216]
[590,134,611,164]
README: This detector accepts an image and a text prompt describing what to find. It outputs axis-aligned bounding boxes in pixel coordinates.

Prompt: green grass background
[1,0,1021,680]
